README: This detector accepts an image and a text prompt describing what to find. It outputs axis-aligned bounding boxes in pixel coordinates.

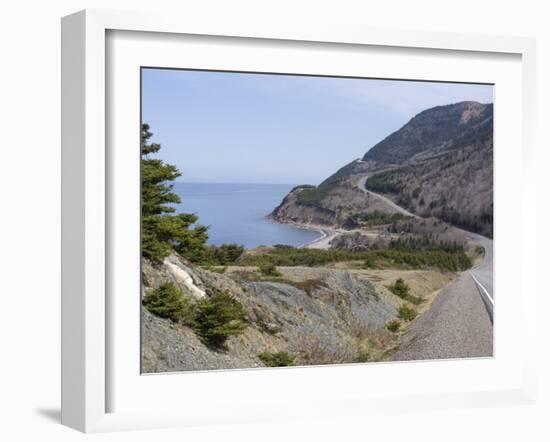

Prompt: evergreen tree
[142,282,194,322]
[141,123,209,262]
[193,291,247,347]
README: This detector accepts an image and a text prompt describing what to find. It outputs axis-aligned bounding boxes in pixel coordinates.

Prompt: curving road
[354,173,494,360]
[465,232,494,319]
[391,234,493,361]
[355,175,418,218]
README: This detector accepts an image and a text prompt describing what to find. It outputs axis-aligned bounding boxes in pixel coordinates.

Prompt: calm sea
[171,182,322,249]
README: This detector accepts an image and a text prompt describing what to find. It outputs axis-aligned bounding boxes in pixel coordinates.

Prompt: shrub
[387,278,410,299]
[193,291,247,347]
[385,320,401,332]
[387,278,424,305]
[363,255,376,268]
[406,294,424,305]
[398,305,417,321]
[258,262,282,277]
[354,351,371,363]
[142,282,194,322]
[258,351,296,367]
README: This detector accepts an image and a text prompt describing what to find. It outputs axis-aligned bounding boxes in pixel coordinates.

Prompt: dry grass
[351,268,454,312]
[347,320,400,362]
[348,268,456,354]
[295,335,357,366]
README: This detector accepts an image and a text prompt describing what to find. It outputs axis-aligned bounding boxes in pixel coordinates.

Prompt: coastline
[266,215,340,250]
[267,216,388,250]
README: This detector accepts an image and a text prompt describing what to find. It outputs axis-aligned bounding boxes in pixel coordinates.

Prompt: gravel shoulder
[391,272,493,361]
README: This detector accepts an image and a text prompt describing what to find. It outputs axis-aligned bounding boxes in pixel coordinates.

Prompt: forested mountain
[271,101,493,237]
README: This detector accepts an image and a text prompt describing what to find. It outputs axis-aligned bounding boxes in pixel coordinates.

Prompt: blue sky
[142,69,493,185]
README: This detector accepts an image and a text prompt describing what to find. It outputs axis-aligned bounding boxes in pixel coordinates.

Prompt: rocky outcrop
[141,254,398,373]
[270,173,403,228]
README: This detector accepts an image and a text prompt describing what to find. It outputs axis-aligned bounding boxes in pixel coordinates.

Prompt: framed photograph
[61,9,537,432]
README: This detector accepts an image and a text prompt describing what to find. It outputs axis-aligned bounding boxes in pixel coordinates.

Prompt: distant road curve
[356,174,493,299]
[353,173,493,360]
[355,175,418,218]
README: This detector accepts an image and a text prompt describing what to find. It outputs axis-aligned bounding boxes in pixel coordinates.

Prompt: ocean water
[171,182,322,249]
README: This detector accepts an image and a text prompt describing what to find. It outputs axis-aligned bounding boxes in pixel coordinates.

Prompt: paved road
[354,173,494,360]
[390,215,494,360]
[466,232,494,297]
[391,271,493,361]
[355,175,418,218]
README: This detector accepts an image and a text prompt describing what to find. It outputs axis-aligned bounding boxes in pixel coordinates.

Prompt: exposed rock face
[270,190,339,226]
[141,254,397,373]
[270,101,493,237]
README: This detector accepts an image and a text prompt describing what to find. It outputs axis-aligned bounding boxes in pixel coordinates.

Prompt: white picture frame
[61,9,537,433]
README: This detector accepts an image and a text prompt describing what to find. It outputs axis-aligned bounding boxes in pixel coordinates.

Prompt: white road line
[470,273,493,305]
[470,272,493,322]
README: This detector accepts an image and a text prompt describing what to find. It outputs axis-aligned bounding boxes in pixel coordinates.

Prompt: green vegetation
[142,282,194,323]
[200,243,245,266]
[344,210,411,228]
[387,278,410,298]
[238,246,367,267]
[258,262,282,277]
[290,184,316,193]
[144,283,248,348]
[365,169,407,194]
[237,242,471,272]
[193,290,247,347]
[385,320,401,332]
[437,205,493,239]
[354,351,371,363]
[398,305,417,321]
[295,185,333,206]
[258,351,296,367]
[404,294,424,305]
[141,123,209,263]
[387,278,424,305]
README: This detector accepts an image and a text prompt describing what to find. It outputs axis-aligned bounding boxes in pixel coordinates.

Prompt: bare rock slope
[141,254,398,372]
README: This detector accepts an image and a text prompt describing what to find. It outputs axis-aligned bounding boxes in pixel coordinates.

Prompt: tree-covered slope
[271,101,494,236]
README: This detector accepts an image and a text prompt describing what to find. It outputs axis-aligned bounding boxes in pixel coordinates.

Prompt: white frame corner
[61,9,537,433]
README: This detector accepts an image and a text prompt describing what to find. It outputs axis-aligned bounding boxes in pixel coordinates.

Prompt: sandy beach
[301,228,340,249]
[269,216,388,250]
